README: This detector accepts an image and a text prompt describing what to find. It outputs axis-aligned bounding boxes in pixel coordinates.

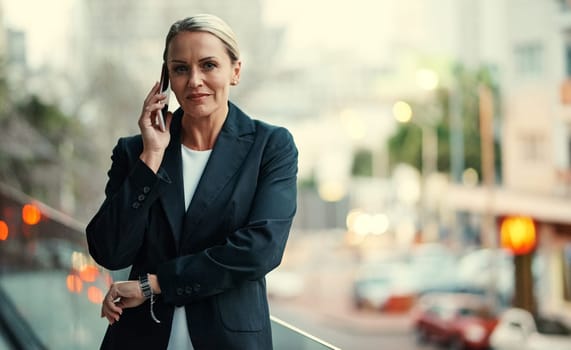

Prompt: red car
[412,292,499,350]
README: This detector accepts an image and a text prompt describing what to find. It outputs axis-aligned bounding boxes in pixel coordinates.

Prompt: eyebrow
[168,56,218,64]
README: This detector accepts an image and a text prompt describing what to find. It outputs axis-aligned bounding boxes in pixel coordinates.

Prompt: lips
[187,93,210,100]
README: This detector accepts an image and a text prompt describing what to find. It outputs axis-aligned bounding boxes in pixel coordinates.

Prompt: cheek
[170,79,186,94]
[214,76,232,91]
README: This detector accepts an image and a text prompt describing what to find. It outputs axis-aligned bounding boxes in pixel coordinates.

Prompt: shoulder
[229,102,295,147]
[253,120,295,149]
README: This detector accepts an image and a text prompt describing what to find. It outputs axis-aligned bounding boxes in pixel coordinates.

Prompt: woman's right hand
[138,82,173,173]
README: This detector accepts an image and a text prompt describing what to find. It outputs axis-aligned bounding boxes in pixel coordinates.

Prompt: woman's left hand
[101,280,146,325]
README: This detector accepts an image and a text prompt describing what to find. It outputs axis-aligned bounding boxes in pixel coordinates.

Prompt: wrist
[148,274,161,294]
[139,151,164,173]
[139,273,162,324]
[138,274,152,299]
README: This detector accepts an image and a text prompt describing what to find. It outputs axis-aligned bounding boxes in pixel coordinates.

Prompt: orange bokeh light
[0,220,8,241]
[22,203,41,225]
[79,265,100,282]
[66,274,83,293]
[87,286,104,304]
[104,272,114,287]
[500,216,536,255]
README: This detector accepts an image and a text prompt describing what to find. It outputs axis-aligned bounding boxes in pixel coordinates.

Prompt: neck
[180,107,227,150]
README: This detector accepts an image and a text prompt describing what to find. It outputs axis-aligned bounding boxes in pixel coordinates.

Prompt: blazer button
[185,286,193,295]
[193,283,201,292]
[143,186,151,194]
[176,288,184,296]
[132,202,141,209]
[137,194,146,202]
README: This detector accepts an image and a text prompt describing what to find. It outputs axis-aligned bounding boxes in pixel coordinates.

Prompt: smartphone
[157,63,170,131]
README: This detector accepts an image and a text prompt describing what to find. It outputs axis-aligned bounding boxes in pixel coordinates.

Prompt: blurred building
[0,1,4,61]
[447,0,571,318]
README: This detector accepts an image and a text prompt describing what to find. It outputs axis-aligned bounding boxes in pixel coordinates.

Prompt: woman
[86,14,298,349]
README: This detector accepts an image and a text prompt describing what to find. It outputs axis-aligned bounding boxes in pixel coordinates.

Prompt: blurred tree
[351,148,373,177]
[0,56,100,216]
[16,95,74,145]
[0,59,7,119]
[387,64,502,183]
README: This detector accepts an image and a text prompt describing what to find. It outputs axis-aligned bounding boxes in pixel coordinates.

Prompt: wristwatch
[139,274,152,299]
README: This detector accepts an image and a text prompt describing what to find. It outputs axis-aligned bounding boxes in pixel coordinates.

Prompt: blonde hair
[163,14,240,62]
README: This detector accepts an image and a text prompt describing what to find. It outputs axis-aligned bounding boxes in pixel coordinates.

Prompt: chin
[183,104,221,119]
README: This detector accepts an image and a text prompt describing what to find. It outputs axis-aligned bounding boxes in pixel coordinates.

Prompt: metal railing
[0,183,339,349]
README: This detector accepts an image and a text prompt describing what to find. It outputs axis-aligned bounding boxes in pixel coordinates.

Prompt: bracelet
[139,274,161,323]
[139,274,152,299]
[150,293,161,324]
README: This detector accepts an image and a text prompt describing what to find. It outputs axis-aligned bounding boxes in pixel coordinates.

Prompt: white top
[167,145,212,350]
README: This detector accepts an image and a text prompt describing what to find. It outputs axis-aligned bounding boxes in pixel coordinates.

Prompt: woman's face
[166,31,240,120]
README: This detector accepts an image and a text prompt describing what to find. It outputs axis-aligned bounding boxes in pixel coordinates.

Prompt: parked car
[352,260,416,313]
[408,243,460,295]
[456,248,547,308]
[412,292,499,350]
[490,308,571,350]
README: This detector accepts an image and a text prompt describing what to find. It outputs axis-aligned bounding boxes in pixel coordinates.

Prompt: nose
[187,69,203,87]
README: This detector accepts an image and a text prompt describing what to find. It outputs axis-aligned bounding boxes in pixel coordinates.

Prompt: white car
[490,308,571,350]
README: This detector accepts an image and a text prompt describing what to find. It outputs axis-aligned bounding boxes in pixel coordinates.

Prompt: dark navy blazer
[86,102,298,349]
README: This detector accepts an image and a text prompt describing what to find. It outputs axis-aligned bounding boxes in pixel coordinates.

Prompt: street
[271,299,424,350]
[267,230,438,350]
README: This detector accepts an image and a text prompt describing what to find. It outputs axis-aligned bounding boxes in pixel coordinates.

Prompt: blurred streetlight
[393,100,438,241]
[392,101,413,123]
[392,100,438,182]
[416,68,439,91]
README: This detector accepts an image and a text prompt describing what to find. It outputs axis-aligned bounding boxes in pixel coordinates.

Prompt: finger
[105,313,115,324]
[106,313,119,325]
[144,82,160,105]
[109,300,123,315]
[102,306,122,323]
[142,100,166,124]
[148,92,167,106]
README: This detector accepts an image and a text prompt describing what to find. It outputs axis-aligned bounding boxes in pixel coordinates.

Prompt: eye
[172,65,189,75]
[202,61,217,71]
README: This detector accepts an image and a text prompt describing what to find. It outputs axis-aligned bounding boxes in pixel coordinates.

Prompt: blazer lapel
[183,103,255,231]
[159,111,185,245]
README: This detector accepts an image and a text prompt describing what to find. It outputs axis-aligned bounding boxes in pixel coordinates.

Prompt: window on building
[520,132,545,162]
[566,45,571,77]
[563,245,571,302]
[514,43,543,78]
[568,135,571,167]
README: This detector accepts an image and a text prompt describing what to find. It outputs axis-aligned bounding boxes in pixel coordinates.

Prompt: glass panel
[0,333,12,350]
[0,187,338,349]
[271,316,341,350]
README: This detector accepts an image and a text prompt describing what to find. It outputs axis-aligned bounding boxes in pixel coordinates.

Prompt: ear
[231,60,242,86]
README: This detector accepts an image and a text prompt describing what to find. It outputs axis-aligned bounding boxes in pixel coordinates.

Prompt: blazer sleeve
[157,127,298,305]
[85,137,170,270]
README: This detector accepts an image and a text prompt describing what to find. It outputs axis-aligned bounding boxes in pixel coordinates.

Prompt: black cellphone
[157,63,170,131]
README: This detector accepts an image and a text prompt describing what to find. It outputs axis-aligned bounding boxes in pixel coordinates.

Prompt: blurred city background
[1,0,571,349]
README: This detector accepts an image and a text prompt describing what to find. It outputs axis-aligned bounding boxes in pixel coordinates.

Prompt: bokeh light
[66,274,83,293]
[0,220,8,241]
[22,203,41,225]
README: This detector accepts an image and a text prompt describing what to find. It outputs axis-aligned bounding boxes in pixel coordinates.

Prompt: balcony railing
[0,183,339,350]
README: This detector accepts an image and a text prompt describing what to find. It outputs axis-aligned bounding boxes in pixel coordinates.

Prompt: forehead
[167,31,227,59]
